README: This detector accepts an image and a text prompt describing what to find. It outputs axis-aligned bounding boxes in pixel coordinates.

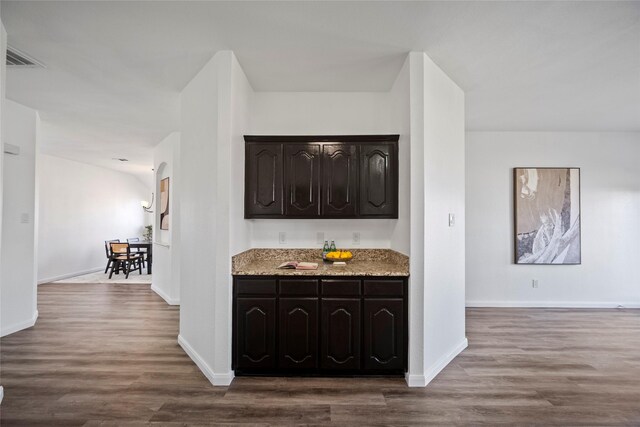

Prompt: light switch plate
[20,213,29,224]
[448,213,455,227]
[278,232,286,244]
[352,232,361,245]
[316,232,325,245]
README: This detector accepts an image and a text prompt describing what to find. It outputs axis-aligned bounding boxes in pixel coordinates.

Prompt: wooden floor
[1,284,639,426]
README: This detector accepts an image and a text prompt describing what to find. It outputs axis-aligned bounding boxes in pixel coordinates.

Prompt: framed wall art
[160,177,170,230]
[514,168,581,265]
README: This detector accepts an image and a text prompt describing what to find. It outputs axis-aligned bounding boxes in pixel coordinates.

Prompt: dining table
[130,240,153,274]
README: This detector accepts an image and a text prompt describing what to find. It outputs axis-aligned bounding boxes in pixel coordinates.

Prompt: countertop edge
[232,274,410,277]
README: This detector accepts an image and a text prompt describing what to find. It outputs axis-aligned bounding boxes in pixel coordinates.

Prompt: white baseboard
[405,337,468,388]
[405,373,429,387]
[177,334,234,386]
[151,285,180,306]
[467,301,640,308]
[38,267,103,285]
[1,310,39,337]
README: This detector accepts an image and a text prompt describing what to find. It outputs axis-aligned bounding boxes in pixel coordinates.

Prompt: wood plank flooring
[1,283,639,425]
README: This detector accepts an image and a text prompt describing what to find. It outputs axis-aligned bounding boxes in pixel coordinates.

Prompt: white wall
[404,52,467,387]
[249,92,407,250]
[389,58,411,255]
[421,53,467,384]
[37,154,150,283]
[218,52,253,376]
[151,131,181,305]
[179,51,253,386]
[1,99,38,336]
[180,52,220,384]
[0,7,6,402]
[466,132,640,307]
[407,53,427,385]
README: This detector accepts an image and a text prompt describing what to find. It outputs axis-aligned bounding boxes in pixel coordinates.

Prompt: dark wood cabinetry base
[233,275,408,376]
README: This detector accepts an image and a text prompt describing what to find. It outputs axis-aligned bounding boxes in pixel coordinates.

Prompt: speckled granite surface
[232,248,409,277]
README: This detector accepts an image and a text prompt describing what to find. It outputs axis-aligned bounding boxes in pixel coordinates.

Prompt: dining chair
[109,242,143,279]
[104,239,120,274]
[127,237,147,267]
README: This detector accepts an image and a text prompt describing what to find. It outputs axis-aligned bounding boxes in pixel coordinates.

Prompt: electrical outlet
[278,232,286,244]
[448,213,455,227]
[532,279,539,288]
[316,232,325,245]
[352,232,361,245]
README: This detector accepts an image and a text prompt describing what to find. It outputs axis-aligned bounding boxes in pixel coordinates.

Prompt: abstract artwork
[514,168,581,264]
[160,177,170,230]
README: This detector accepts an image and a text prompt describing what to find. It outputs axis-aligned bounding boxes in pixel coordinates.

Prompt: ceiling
[2,1,639,179]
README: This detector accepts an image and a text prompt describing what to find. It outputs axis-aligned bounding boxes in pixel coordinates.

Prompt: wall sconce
[141,193,155,213]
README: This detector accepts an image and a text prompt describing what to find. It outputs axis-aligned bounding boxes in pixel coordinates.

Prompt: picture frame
[160,177,170,230]
[514,167,581,265]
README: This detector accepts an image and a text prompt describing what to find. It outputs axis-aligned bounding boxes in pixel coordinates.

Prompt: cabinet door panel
[279,298,318,369]
[359,144,397,217]
[284,144,321,216]
[363,299,404,370]
[322,144,357,216]
[236,298,277,369]
[321,298,361,370]
[245,144,283,217]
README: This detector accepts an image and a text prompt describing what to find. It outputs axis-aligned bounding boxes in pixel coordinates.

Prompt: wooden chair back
[105,239,120,258]
[110,242,130,257]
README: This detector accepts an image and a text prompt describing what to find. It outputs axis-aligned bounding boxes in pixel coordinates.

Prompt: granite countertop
[232,248,409,277]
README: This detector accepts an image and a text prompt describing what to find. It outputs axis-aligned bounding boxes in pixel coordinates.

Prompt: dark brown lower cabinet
[363,299,404,370]
[235,298,276,370]
[233,276,407,376]
[279,298,318,369]
[321,298,360,370]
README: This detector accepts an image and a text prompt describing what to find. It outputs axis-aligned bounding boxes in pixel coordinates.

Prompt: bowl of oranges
[326,250,353,262]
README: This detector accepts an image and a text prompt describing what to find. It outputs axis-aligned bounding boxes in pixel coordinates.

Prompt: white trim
[38,267,103,285]
[405,337,468,388]
[405,373,428,387]
[153,241,170,248]
[466,301,640,308]
[1,310,38,337]
[151,284,180,305]
[177,334,234,386]
[424,338,468,385]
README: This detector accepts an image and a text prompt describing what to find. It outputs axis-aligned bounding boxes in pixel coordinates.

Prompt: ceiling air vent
[6,46,45,68]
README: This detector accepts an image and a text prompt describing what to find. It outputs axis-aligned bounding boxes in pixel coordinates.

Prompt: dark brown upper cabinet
[360,144,397,217]
[284,144,321,217]
[245,143,283,217]
[322,144,358,216]
[244,135,399,219]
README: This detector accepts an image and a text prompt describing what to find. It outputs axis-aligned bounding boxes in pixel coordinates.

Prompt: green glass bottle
[322,240,330,261]
[329,240,337,252]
